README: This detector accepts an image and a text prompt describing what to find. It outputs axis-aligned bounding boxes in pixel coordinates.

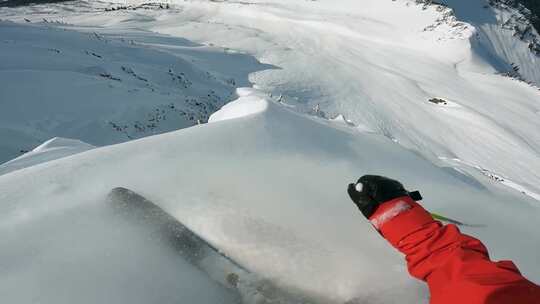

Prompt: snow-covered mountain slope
[0,137,94,175]
[2,0,539,202]
[439,0,540,84]
[0,19,269,163]
[0,1,540,303]
[1,89,539,304]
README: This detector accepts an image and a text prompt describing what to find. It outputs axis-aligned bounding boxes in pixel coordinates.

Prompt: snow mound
[32,137,95,153]
[0,137,95,176]
[208,88,269,123]
[330,114,355,127]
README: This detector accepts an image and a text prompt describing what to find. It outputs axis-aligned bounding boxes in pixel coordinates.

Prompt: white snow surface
[445,0,540,85]
[0,1,540,303]
[208,88,268,123]
[3,0,539,201]
[1,89,540,304]
[0,137,95,176]
[0,18,267,164]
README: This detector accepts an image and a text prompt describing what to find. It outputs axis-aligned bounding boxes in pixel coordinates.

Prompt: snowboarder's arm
[347,175,540,304]
[369,196,540,303]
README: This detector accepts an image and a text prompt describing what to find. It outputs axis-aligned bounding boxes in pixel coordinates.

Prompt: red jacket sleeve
[368,196,540,304]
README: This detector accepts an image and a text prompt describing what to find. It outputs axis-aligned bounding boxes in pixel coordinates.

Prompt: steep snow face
[158,0,540,202]
[1,90,539,304]
[2,1,540,201]
[6,0,538,202]
[0,20,269,163]
[0,137,95,176]
[440,0,540,84]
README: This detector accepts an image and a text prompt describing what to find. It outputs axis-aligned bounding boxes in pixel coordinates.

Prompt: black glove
[347,175,422,218]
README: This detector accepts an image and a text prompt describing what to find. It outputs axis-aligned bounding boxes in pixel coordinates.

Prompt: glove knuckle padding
[361,176,407,202]
[349,175,411,219]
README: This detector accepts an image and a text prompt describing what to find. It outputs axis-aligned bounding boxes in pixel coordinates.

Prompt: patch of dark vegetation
[428,98,448,105]
[410,1,468,35]
[488,0,540,56]
[99,72,121,82]
[168,68,192,89]
[496,62,540,90]
[121,66,148,83]
[413,0,447,8]
[104,3,170,12]
[415,1,540,56]
[499,62,523,79]
[515,0,540,33]
[85,50,102,59]
[0,0,73,8]
[108,90,227,139]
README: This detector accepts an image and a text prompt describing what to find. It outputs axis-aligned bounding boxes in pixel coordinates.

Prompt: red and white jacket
[369,196,540,304]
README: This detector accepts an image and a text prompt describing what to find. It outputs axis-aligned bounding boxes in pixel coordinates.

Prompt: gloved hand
[347,175,420,218]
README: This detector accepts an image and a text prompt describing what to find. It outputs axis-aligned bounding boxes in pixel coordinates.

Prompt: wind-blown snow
[0,1,540,303]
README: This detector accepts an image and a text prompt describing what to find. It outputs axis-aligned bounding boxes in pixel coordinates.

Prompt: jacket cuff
[368,196,436,246]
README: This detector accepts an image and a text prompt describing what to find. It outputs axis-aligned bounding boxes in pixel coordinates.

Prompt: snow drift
[208,88,268,123]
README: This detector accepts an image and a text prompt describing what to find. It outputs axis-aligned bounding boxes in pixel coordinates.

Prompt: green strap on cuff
[430,212,465,226]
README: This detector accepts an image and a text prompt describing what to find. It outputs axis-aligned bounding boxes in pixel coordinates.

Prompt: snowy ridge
[0,1,540,303]
[209,88,269,123]
[32,137,94,153]
[0,137,95,176]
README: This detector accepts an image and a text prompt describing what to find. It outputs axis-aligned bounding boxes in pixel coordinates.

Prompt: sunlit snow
[0,1,539,304]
